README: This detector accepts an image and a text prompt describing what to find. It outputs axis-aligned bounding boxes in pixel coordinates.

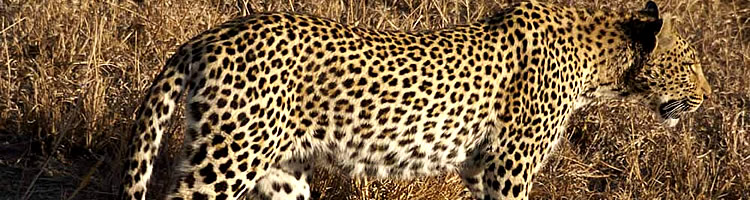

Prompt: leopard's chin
[662,118,679,127]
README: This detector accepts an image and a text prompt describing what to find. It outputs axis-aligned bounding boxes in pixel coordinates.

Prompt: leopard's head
[625,2,711,127]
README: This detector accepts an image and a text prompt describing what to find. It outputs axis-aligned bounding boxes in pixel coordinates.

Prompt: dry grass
[0,0,748,199]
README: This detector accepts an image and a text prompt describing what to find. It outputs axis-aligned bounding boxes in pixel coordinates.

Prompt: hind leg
[167,99,283,199]
[248,159,313,200]
[166,136,271,200]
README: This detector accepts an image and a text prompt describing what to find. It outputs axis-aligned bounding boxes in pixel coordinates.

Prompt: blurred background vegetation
[0,0,747,199]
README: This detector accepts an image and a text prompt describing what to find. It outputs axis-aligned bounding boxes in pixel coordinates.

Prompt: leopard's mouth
[657,99,690,127]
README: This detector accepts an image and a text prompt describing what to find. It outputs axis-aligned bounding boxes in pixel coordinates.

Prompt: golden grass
[0,0,748,199]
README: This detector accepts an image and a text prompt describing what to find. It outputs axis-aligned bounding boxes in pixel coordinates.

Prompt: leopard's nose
[700,78,712,97]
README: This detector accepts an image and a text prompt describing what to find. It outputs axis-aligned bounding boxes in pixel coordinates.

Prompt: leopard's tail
[120,54,190,200]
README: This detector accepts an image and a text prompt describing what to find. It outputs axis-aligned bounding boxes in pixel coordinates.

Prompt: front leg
[482,146,535,200]
[459,142,538,200]
[459,154,485,199]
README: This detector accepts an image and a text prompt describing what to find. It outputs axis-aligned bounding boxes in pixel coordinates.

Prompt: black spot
[198,164,217,184]
[192,192,208,200]
[512,184,521,197]
[191,144,208,165]
[214,181,229,193]
[212,147,229,159]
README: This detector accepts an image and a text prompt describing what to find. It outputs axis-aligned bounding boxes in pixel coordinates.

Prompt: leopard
[119,1,711,199]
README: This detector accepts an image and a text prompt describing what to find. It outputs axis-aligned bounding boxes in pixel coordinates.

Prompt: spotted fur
[120,1,710,199]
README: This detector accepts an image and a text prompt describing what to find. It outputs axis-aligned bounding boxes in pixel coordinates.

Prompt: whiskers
[659,99,691,119]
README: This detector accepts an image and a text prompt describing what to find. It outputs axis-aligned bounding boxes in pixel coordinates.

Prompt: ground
[0,0,748,199]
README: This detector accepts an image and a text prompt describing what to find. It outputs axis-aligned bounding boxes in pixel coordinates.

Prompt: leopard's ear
[626,1,663,54]
[653,14,677,54]
[640,1,659,18]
